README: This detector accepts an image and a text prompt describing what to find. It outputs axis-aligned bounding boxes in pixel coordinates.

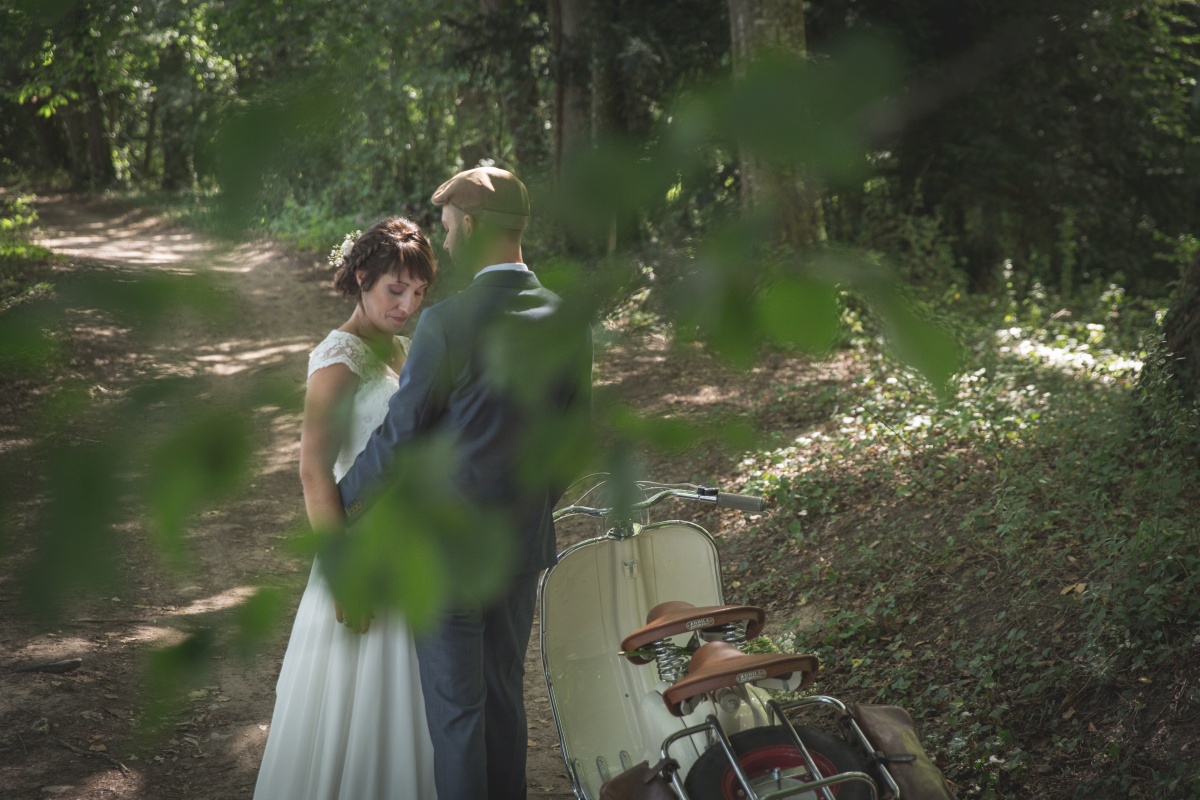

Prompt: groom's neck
[471,241,524,275]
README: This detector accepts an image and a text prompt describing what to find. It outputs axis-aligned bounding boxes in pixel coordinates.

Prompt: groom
[337,166,592,799]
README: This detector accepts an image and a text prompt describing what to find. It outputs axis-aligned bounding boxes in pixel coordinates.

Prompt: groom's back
[418,268,591,571]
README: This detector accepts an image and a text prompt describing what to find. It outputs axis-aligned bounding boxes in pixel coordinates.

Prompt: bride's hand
[335,601,373,634]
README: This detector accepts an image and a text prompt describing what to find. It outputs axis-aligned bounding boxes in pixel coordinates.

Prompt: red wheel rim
[720,744,841,798]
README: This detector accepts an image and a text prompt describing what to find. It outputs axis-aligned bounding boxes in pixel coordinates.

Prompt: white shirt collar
[474,262,530,278]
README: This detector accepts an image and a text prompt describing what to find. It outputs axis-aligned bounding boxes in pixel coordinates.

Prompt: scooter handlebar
[552,483,768,521]
[715,491,766,513]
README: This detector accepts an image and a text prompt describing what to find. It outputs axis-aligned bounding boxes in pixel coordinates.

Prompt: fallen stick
[52,737,130,777]
[12,658,82,674]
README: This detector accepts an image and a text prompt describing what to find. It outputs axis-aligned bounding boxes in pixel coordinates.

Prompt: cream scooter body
[539,519,774,800]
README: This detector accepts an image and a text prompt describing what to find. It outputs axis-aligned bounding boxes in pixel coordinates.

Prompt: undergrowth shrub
[0,194,53,305]
[734,277,1198,797]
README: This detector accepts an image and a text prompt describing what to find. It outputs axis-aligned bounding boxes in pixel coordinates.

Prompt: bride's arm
[299,362,358,533]
[300,362,372,631]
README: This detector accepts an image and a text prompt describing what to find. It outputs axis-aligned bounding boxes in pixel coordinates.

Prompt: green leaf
[758,277,841,352]
[232,587,287,660]
[144,408,255,562]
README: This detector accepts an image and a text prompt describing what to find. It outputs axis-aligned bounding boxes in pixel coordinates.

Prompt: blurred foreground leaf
[609,407,757,455]
[811,250,963,392]
[232,587,287,660]
[209,85,343,235]
[0,300,61,374]
[319,435,516,631]
[758,276,842,352]
[137,630,215,742]
[144,409,256,565]
[20,441,123,620]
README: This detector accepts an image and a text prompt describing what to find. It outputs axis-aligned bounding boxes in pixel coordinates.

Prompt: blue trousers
[415,571,540,800]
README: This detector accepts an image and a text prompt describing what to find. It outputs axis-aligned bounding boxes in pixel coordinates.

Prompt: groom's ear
[462,213,475,237]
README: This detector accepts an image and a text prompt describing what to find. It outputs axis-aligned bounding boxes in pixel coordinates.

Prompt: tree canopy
[2,0,1197,295]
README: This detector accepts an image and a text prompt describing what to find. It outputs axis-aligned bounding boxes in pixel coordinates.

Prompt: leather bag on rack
[844,704,959,800]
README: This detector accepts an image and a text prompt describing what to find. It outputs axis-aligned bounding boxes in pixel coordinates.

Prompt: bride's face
[357,267,428,334]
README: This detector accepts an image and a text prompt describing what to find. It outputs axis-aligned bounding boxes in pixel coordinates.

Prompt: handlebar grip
[716,492,766,513]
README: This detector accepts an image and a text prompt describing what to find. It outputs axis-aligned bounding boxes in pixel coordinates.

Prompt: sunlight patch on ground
[228,721,272,786]
[994,326,1143,382]
[207,243,283,275]
[8,636,93,663]
[0,437,36,454]
[257,413,303,477]
[192,340,313,376]
[70,322,132,339]
[115,624,188,648]
[36,231,211,269]
[59,767,148,798]
[662,384,738,406]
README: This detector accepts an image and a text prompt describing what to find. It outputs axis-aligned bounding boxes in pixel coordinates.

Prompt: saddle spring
[651,620,751,683]
[701,619,750,647]
[649,638,688,683]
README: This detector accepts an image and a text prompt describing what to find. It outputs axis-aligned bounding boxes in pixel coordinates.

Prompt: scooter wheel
[684,725,876,800]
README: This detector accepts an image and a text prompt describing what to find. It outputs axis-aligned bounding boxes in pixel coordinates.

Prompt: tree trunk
[57,106,88,190]
[496,0,548,172]
[142,91,158,180]
[728,0,826,247]
[26,103,71,177]
[158,41,193,191]
[1161,251,1200,405]
[80,74,116,187]
[590,0,620,141]
[551,0,592,178]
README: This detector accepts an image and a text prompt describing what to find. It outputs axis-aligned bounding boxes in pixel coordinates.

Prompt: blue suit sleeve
[337,309,451,522]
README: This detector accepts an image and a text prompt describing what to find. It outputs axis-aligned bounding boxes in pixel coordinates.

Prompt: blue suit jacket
[337,268,592,573]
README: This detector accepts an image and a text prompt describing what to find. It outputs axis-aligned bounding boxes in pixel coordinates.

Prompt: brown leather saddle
[662,641,819,716]
[620,600,820,716]
[620,601,768,664]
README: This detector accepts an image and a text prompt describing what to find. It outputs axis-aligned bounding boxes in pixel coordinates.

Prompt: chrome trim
[772,696,899,800]
[660,714,879,800]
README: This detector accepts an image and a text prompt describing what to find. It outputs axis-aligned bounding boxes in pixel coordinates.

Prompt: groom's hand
[335,601,373,634]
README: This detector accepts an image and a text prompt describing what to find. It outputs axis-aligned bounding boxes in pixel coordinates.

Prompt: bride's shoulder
[308,330,372,379]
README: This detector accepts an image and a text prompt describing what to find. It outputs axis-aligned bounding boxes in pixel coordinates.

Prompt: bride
[253,217,438,800]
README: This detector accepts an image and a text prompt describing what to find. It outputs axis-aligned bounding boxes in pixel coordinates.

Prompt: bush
[0,193,53,305]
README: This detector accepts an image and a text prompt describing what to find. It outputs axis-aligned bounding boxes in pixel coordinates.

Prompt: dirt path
[1,196,824,800]
[0,196,584,799]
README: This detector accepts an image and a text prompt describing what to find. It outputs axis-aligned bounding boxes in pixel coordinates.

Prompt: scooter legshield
[539,521,724,799]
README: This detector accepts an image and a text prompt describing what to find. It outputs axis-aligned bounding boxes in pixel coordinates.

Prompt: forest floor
[0,195,821,799]
[4,195,1197,800]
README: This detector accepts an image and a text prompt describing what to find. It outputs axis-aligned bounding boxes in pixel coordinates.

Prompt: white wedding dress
[253,330,437,800]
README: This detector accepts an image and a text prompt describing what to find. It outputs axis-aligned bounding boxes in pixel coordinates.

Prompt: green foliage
[734,278,1197,795]
[0,194,54,303]
[810,0,1200,295]
[4,0,1198,300]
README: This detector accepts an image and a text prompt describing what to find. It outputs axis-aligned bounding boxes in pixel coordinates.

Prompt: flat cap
[432,166,530,230]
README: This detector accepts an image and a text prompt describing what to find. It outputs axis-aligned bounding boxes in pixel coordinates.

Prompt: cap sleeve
[308,332,374,380]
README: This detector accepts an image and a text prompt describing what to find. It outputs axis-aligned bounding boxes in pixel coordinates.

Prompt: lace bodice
[307,330,409,482]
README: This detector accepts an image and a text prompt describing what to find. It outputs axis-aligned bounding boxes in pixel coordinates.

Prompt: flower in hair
[328,230,362,269]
